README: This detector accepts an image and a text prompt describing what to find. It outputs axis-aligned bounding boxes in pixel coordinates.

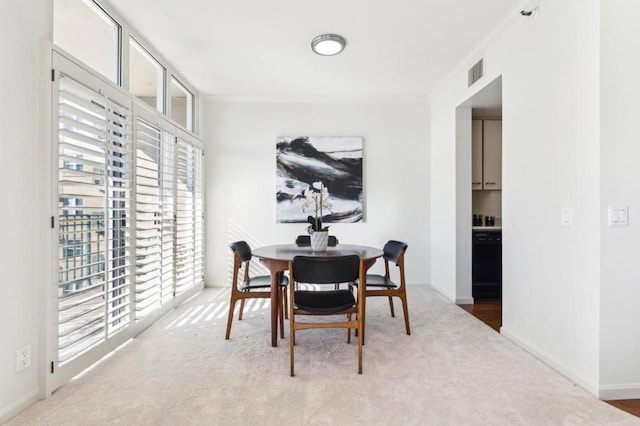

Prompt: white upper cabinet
[472,119,502,190]
[472,120,483,190]
[482,120,502,190]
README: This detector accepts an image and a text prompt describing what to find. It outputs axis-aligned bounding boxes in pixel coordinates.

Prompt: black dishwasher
[472,230,502,300]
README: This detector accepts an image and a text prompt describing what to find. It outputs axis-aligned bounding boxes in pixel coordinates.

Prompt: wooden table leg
[270,270,278,347]
[258,258,286,347]
[360,258,377,345]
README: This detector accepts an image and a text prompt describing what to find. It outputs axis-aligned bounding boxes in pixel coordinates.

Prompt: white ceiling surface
[108,0,517,98]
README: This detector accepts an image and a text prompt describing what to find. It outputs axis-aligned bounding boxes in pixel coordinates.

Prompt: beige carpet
[7,286,639,425]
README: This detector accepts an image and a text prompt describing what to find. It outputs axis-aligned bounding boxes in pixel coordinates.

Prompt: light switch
[561,207,573,227]
[608,206,629,227]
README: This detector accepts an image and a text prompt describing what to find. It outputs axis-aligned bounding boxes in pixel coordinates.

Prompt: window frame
[53,0,199,136]
[170,75,195,132]
[129,36,166,114]
[53,0,123,86]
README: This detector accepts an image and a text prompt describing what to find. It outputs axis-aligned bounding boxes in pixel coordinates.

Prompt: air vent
[468,59,483,87]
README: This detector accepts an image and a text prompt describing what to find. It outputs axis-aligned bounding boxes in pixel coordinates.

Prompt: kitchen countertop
[472,226,502,230]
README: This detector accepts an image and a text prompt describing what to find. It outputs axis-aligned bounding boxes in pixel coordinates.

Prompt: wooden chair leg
[388,295,395,317]
[361,295,367,344]
[225,297,237,339]
[279,290,285,339]
[238,298,246,320]
[349,284,358,337]
[283,288,288,320]
[357,319,363,374]
[290,312,295,377]
[400,293,411,335]
[347,314,352,343]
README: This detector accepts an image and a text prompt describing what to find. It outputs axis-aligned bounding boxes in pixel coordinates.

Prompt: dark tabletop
[252,244,383,261]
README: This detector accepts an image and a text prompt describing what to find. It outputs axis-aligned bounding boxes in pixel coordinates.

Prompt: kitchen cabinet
[472,119,502,190]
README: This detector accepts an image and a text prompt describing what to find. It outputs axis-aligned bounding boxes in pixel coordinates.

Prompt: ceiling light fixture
[311,34,346,56]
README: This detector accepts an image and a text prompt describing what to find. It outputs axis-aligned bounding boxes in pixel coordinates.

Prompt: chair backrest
[292,255,360,284]
[229,240,252,262]
[295,235,338,246]
[382,240,408,264]
[295,235,310,246]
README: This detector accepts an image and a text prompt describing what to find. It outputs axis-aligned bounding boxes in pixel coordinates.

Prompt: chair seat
[294,289,355,314]
[354,274,398,289]
[240,274,288,291]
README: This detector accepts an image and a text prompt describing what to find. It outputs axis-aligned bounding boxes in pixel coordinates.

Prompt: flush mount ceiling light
[311,34,346,56]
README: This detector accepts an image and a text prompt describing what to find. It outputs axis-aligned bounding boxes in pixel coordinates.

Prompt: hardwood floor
[457,300,640,419]
[458,300,501,332]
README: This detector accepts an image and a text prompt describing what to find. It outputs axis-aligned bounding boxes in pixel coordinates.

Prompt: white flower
[299,181,331,231]
[321,186,329,202]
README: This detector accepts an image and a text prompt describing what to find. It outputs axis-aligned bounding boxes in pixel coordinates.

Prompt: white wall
[455,107,473,304]
[430,0,601,394]
[599,0,640,399]
[0,0,51,420]
[430,100,458,302]
[203,99,430,289]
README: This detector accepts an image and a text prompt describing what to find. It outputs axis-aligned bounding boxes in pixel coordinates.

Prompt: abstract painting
[276,136,363,223]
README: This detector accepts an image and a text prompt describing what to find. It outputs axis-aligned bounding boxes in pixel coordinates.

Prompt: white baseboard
[425,282,473,304]
[427,284,456,302]
[0,389,39,423]
[599,384,640,400]
[500,326,599,397]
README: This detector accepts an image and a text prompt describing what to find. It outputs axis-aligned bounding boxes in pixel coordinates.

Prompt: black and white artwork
[276,136,363,223]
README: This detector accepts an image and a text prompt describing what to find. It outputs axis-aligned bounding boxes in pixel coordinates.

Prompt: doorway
[455,75,503,331]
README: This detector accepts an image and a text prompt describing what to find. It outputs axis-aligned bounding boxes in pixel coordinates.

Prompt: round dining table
[252,244,384,347]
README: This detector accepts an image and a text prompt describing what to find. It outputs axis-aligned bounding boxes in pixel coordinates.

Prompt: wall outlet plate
[15,344,32,373]
[608,206,629,227]
[561,207,573,227]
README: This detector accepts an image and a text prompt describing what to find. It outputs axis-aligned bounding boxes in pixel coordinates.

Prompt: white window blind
[175,139,195,295]
[52,50,203,392]
[194,147,204,285]
[105,97,133,337]
[134,119,162,319]
[161,132,176,302]
[57,72,132,364]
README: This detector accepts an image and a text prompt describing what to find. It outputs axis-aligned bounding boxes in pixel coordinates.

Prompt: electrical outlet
[15,344,32,373]
[561,207,573,227]
[608,206,629,227]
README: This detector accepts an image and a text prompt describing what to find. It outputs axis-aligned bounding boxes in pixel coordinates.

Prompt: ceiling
[108,0,518,98]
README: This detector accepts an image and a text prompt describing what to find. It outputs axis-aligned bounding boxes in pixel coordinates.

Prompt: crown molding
[204,94,429,104]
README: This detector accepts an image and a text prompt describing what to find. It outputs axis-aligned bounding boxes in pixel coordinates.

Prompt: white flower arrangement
[300,181,332,232]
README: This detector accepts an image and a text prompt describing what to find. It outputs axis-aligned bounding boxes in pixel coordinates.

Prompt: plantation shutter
[57,72,132,364]
[105,97,133,336]
[161,132,176,301]
[175,139,195,295]
[52,51,203,392]
[134,119,162,319]
[194,147,204,284]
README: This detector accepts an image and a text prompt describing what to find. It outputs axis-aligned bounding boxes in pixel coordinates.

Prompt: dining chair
[288,255,365,376]
[225,241,288,340]
[295,235,339,246]
[295,235,341,289]
[351,240,410,336]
